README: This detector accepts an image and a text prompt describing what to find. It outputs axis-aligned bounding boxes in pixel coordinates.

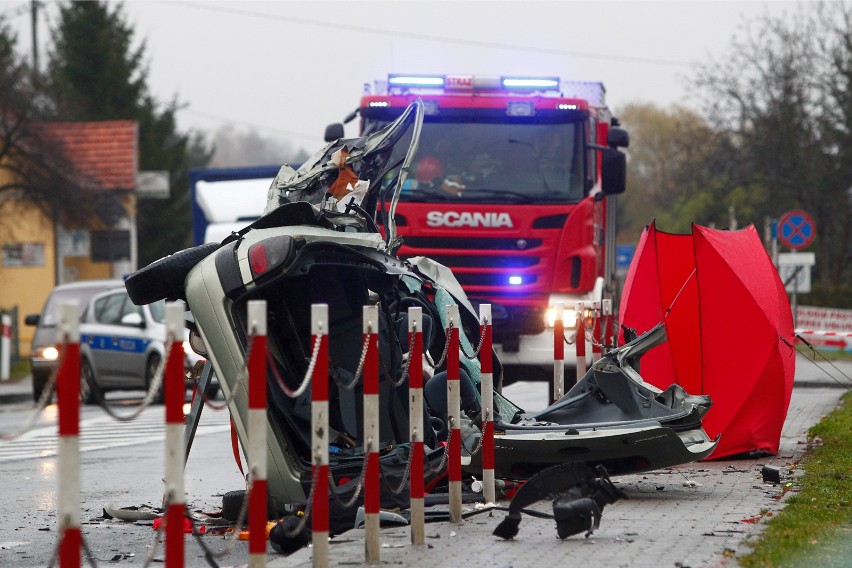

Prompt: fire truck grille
[402,237,543,251]
[453,273,539,287]
[413,255,539,269]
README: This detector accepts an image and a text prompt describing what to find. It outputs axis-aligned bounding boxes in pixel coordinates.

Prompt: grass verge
[739,391,852,567]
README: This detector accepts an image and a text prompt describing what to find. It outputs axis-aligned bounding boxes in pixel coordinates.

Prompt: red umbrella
[618,222,796,458]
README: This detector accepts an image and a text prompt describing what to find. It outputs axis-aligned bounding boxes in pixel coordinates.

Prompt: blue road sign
[778,210,816,250]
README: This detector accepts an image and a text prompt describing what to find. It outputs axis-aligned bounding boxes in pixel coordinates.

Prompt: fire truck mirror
[601,149,626,196]
[607,127,629,149]
[325,122,345,142]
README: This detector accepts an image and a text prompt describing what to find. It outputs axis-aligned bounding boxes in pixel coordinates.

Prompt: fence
[0,298,609,567]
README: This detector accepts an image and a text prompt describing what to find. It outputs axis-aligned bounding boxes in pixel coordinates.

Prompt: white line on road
[0,408,231,462]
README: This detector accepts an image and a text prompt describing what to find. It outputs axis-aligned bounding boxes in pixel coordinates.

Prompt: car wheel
[125,242,221,305]
[146,354,164,404]
[32,371,50,403]
[222,490,246,523]
[80,359,103,406]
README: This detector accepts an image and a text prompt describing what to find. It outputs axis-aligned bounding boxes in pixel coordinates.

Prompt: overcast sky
[5,0,806,156]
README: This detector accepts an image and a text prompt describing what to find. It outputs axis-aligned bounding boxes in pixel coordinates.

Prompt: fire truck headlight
[545,307,578,328]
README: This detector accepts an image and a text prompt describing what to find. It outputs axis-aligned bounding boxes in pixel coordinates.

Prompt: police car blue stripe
[81,334,152,354]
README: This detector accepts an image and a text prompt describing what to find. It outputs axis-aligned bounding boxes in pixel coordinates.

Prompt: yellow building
[0,121,138,357]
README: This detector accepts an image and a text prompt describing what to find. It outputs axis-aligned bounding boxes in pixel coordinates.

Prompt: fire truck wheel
[125,242,221,305]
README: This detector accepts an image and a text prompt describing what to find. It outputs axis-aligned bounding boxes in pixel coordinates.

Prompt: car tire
[222,490,246,523]
[32,371,50,403]
[125,242,221,305]
[80,358,103,406]
[146,354,164,405]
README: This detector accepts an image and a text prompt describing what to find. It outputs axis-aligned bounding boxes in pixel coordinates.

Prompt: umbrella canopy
[618,221,796,458]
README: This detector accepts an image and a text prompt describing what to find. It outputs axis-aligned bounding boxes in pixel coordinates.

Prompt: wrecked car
[125,100,717,524]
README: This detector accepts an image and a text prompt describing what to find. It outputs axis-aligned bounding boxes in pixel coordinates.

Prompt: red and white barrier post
[479,304,495,505]
[446,304,462,523]
[164,301,187,567]
[575,301,586,381]
[1,313,11,381]
[408,307,425,545]
[57,301,80,568]
[591,300,601,362]
[363,305,381,562]
[247,300,268,567]
[310,304,329,568]
[552,303,565,403]
[601,299,612,355]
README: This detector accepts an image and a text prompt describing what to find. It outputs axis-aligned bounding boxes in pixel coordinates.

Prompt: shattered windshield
[369,118,584,204]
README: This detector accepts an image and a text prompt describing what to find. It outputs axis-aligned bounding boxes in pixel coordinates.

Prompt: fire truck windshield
[374,119,584,204]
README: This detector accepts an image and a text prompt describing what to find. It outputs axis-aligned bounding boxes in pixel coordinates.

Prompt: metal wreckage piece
[493,463,625,540]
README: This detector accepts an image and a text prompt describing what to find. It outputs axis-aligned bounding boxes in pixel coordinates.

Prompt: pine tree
[45,1,211,265]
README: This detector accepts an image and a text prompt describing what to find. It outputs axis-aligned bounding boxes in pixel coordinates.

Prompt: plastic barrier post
[602,299,612,355]
[592,300,601,362]
[479,304,495,505]
[576,301,586,382]
[57,301,80,568]
[1,313,11,380]
[310,304,329,568]
[164,301,186,567]
[446,304,462,524]
[408,307,425,545]
[363,305,381,562]
[553,303,564,403]
[247,301,268,567]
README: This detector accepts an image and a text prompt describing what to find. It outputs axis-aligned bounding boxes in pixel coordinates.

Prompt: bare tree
[692,3,851,286]
[0,18,98,230]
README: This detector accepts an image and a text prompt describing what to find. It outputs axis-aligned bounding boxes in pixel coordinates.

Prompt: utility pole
[30,1,40,75]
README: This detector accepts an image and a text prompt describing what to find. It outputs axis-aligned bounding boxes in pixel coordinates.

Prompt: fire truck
[326,74,629,386]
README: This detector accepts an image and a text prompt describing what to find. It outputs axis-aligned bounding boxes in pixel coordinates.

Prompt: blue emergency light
[502,77,560,90]
[509,275,523,286]
[388,75,445,87]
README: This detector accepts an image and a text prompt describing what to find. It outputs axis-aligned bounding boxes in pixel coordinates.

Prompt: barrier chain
[92,340,172,423]
[0,344,65,441]
[269,332,321,398]
[199,335,254,412]
[460,320,488,360]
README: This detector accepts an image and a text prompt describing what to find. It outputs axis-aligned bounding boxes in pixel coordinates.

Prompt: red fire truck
[326,74,629,386]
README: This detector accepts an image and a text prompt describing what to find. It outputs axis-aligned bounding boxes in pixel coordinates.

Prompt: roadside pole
[576,301,586,381]
[408,307,425,545]
[552,303,564,403]
[57,301,80,568]
[0,313,11,380]
[363,305,381,562]
[164,302,186,567]
[446,304,462,524]
[311,304,329,568]
[479,304,495,505]
[247,301,268,568]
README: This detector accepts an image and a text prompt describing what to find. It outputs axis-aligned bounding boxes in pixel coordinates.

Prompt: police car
[78,288,214,404]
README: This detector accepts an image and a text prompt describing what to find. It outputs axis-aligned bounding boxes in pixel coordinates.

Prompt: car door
[83,290,150,388]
